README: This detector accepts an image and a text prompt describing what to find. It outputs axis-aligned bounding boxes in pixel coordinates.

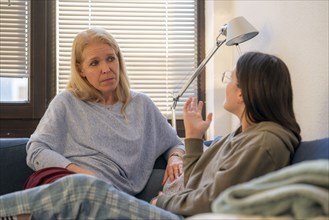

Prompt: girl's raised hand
[183,97,212,139]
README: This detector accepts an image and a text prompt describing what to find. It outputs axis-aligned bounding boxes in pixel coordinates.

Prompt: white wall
[205,0,328,141]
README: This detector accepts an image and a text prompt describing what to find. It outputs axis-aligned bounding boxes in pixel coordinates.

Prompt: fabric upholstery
[0,138,166,201]
[292,138,329,164]
[0,138,33,196]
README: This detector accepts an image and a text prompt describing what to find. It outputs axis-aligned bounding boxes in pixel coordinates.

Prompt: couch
[0,138,167,202]
[0,137,328,217]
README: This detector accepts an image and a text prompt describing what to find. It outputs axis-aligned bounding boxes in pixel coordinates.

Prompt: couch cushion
[292,137,329,164]
[0,138,166,201]
[135,169,165,202]
[204,136,223,147]
[0,138,34,196]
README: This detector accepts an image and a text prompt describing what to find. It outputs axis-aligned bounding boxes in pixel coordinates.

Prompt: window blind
[57,0,198,118]
[0,1,30,78]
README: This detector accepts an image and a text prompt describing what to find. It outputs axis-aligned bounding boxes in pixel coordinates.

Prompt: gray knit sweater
[26,90,184,195]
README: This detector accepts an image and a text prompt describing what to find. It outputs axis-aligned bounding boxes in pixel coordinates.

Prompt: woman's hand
[162,154,183,185]
[66,163,97,177]
[183,97,212,139]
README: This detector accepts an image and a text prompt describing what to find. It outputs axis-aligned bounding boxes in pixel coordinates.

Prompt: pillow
[292,137,329,164]
[203,136,222,147]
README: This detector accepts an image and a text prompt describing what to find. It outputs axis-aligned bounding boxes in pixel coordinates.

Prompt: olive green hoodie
[156,121,299,216]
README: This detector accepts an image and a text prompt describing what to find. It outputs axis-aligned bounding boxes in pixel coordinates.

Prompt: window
[0,0,30,102]
[57,0,201,119]
[0,0,204,138]
[0,0,56,137]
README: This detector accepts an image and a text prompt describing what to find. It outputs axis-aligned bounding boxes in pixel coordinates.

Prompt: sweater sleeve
[141,92,185,159]
[156,138,284,216]
[26,92,72,170]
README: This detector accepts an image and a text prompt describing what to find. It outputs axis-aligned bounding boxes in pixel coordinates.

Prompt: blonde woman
[24,28,185,195]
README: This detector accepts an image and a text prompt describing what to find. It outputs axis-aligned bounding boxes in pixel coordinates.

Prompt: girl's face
[78,42,120,103]
[223,70,244,118]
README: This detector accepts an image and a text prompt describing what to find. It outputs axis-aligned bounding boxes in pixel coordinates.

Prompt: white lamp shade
[226,16,259,46]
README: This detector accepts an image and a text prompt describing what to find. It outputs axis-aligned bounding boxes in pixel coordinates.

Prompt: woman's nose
[101,62,110,74]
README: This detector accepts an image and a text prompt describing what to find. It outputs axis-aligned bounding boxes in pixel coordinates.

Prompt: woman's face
[223,70,243,117]
[78,42,120,102]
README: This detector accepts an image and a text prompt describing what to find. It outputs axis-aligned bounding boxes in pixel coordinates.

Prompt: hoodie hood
[233,121,299,156]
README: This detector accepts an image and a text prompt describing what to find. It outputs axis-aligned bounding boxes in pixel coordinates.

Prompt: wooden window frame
[0,0,204,138]
[0,0,56,137]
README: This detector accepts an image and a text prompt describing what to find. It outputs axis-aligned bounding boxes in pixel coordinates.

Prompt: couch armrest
[0,138,34,196]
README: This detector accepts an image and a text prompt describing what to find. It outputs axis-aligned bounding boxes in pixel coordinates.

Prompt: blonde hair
[66,28,131,115]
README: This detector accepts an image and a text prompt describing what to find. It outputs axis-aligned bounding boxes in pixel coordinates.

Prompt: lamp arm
[169,16,259,129]
[171,38,226,110]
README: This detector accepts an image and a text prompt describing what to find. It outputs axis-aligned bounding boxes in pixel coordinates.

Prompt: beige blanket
[212,160,329,219]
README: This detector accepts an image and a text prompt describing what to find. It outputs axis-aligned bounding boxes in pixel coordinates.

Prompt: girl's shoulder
[247,122,297,152]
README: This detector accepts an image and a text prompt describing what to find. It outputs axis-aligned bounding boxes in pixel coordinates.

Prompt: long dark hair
[236,51,301,142]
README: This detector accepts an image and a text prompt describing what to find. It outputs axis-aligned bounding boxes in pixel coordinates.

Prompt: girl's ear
[237,88,244,105]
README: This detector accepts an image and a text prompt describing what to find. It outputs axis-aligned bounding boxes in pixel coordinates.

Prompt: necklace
[106,104,113,111]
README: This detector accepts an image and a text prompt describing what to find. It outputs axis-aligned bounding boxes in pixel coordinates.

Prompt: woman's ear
[77,63,85,77]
